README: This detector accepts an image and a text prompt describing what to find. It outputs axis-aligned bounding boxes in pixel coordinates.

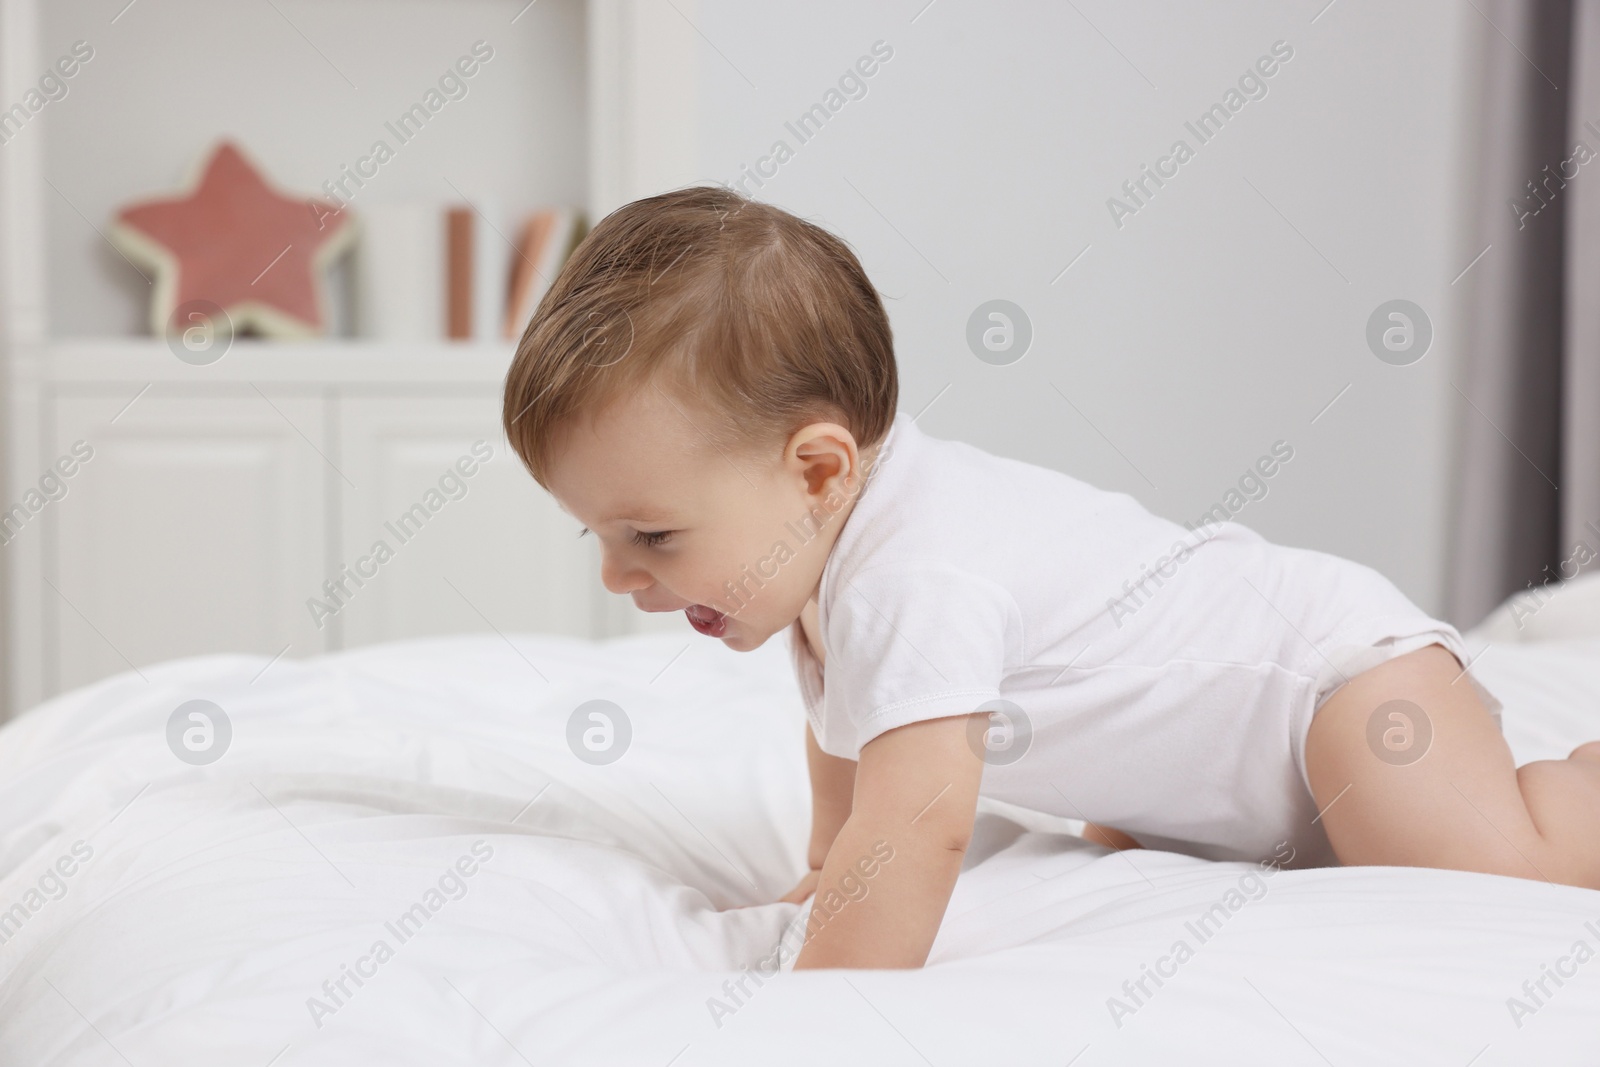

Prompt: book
[504,208,584,340]
[354,201,443,341]
[445,207,474,340]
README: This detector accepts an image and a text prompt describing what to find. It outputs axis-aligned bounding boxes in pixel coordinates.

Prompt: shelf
[0,0,698,715]
[34,338,519,385]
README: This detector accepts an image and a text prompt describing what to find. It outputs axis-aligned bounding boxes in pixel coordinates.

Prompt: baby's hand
[726,868,819,909]
[777,868,821,904]
[1082,822,1144,851]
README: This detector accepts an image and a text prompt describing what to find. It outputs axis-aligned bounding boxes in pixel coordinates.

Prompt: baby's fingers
[777,868,822,904]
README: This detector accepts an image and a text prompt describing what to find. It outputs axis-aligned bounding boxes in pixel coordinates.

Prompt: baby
[502,185,1600,970]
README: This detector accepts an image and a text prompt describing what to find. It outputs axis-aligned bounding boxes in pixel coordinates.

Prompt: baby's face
[543,386,864,651]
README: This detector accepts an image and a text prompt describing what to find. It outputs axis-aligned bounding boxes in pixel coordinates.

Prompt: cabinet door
[334,392,610,647]
[47,388,330,695]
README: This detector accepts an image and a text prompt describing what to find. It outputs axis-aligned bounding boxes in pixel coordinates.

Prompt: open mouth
[684,604,729,637]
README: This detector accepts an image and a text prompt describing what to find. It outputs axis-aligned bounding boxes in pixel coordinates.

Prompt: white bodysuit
[787,411,1502,869]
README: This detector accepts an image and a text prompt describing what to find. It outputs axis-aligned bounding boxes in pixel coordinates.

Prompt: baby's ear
[789,422,857,495]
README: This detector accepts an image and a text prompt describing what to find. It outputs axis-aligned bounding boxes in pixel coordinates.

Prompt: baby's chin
[715,616,782,652]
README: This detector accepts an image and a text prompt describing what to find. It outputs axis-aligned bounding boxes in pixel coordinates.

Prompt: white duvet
[0,605,1598,1064]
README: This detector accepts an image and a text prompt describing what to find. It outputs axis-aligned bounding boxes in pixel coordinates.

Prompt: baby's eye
[631,529,673,548]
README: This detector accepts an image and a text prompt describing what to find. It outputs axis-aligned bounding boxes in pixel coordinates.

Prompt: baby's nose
[599,552,650,595]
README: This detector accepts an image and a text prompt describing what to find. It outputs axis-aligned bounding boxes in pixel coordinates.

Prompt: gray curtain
[1448,0,1600,628]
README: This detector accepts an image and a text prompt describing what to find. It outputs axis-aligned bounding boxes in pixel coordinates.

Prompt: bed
[1,580,1597,1065]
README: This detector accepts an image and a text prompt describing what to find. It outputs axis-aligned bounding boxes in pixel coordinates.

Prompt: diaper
[1311,624,1504,728]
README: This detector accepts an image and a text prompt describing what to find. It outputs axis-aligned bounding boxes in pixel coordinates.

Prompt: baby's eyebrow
[554,498,669,525]
[592,510,673,525]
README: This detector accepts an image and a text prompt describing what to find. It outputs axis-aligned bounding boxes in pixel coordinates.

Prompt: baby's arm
[777,723,858,903]
[792,713,987,969]
[805,721,857,869]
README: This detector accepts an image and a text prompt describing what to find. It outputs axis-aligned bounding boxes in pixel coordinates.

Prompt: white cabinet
[30,372,694,702]
[46,387,330,694]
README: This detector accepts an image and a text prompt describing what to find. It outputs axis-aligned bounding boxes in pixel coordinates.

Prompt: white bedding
[0,609,1597,1064]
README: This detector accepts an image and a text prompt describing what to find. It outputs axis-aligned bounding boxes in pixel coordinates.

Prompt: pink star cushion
[110,140,356,339]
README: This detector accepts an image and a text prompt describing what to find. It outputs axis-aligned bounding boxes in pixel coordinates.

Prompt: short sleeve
[820,562,1018,757]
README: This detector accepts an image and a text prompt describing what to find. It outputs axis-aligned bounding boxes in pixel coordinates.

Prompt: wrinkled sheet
[0,621,1596,1065]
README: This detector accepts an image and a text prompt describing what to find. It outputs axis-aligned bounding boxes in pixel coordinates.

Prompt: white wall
[688,0,1475,616]
[12,0,1485,654]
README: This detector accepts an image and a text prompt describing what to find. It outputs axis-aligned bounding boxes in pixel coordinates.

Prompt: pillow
[1467,570,1600,644]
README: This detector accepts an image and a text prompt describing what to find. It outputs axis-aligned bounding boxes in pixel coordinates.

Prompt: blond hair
[502,185,898,486]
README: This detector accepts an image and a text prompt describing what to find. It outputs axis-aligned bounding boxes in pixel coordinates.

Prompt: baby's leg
[1304,643,1600,888]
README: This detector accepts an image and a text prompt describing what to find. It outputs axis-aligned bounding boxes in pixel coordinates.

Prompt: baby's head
[502,185,898,650]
